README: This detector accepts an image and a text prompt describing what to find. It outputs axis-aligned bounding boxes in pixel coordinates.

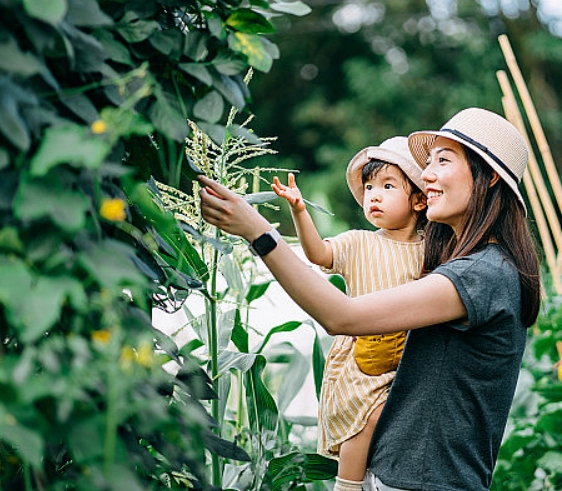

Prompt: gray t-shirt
[369,245,527,491]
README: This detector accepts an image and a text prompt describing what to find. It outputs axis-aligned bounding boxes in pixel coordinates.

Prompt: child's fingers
[288,173,297,188]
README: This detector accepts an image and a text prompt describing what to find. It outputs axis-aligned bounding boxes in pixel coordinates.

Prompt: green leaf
[270,1,312,16]
[15,176,89,233]
[0,36,46,77]
[116,16,159,43]
[231,309,249,353]
[184,31,209,61]
[0,418,44,467]
[66,0,112,26]
[312,331,326,400]
[303,198,334,215]
[0,227,24,254]
[246,280,272,303]
[277,348,308,413]
[148,98,188,142]
[29,124,111,176]
[23,0,67,24]
[209,68,247,109]
[68,415,105,462]
[226,9,275,34]
[193,90,224,124]
[0,148,9,170]
[218,350,257,374]
[256,321,303,354]
[229,32,273,73]
[243,191,279,205]
[245,355,278,433]
[179,63,213,86]
[149,29,183,58]
[328,274,346,293]
[93,30,133,66]
[79,240,147,290]
[0,77,32,151]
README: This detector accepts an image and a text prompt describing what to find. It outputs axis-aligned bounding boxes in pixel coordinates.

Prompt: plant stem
[208,234,221,487]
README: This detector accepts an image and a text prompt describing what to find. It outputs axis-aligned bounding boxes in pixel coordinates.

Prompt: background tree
[249,0,562,234]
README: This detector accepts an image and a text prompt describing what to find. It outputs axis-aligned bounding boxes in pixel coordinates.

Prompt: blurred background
[246,0,562,237]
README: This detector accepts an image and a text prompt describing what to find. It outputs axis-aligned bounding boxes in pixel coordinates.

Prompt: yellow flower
[91,120,107,134]
[92,330,111,344]
[137,340,154,368]
[120,346,136,370]
[100,198,126,222]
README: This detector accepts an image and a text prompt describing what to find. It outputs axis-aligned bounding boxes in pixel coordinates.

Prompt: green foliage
[0,0,316,489]
[491,279,562,491]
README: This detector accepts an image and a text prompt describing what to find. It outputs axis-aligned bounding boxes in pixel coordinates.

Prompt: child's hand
[272,173,306,213]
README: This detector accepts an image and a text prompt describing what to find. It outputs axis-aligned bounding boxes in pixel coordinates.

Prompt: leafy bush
[0,0,331,489]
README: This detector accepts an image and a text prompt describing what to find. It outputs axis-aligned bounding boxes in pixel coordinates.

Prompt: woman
[199,107,541,491]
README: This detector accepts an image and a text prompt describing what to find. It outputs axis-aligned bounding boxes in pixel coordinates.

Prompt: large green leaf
[0,76,33,151]
[270,1,311,16]
[179,63,213,86]
[245,355,278,433]
[226,9,275,34]
[78,240,147,290]
[218,350,257,374]
[29,124,111,176]
[116,13,159,43]
[193,90,224,124]
[23,0,67,24]
[148,97,188,143]
[66,0,112,26]
[0,36,46,77]
[256,321,303,354]
[264,452,337,491]
[14,176,89,233]
[0,417,44,467]
[246,280,272,303]
[93,30,133,66]
[229,32,273,73]
[277,347,308,413]
[149,29,183,58]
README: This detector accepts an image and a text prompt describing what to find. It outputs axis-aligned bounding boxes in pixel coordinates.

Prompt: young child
[271,137,427,491]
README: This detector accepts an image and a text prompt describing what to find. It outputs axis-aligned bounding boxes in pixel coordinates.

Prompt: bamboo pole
[499,89,562,294]
[496,70,562,254]
[498,34,562,218]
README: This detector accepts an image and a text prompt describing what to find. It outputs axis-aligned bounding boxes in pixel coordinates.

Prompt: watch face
[252,233,278,256]
[250,230,280,256]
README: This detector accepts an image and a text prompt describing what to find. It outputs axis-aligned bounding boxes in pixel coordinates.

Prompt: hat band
[440,128,519,184]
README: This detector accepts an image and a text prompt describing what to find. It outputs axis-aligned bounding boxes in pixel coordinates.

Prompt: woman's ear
[489,171,500,187]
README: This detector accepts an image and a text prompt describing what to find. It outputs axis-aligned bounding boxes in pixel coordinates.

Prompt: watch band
[249,228,282,257]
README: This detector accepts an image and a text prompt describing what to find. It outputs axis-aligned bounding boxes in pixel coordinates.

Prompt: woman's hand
[198,175,273,242]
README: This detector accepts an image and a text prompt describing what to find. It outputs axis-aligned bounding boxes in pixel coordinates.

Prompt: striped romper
[317,230,423,456]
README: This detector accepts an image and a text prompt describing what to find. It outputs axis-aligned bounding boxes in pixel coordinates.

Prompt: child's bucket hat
[346,136,425,205]
[408,107,528,213]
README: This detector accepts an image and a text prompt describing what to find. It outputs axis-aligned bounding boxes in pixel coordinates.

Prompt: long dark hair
[422,146,541,327]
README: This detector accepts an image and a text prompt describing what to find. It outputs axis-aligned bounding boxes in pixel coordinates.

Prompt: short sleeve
[432,247,521,331]
[319,231,355,275]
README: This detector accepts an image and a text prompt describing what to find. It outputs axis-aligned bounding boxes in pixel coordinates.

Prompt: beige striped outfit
[317,230,424,456]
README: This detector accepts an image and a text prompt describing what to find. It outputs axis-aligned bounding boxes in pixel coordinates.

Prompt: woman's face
[421,136,473,234]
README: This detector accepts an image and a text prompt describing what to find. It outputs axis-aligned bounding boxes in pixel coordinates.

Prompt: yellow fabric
[317,230,423,456]
[354,331,406,376]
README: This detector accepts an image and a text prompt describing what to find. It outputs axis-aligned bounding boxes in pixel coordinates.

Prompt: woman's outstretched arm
[199,176,466,335]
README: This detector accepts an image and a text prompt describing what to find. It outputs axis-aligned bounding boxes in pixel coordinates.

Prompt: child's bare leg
[338,403,385,481]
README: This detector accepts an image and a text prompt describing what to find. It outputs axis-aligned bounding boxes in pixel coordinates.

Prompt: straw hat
[408,107,528,213]
[346,136,425,205]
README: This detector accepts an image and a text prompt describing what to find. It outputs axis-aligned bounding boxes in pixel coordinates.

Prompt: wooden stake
[500,89,562,294]
[498,34,562,218]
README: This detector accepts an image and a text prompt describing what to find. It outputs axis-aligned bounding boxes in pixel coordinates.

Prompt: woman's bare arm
[199,176,467,335]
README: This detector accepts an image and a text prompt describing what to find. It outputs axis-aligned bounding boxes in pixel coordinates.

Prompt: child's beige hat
[346,136,425,205]
[408,107,528,213]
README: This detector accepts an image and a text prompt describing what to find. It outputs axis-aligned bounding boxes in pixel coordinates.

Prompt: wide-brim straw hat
[346,136,425,205]
[408,107,528,214]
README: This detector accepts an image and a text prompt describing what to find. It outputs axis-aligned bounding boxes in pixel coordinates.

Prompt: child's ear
[413,193,427,212]
[489,171,500,187]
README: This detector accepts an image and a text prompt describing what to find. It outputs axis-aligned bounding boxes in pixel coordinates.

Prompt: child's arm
[272,173,333,269]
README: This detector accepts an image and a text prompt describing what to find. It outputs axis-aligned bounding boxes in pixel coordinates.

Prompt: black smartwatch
[249,228,282,257]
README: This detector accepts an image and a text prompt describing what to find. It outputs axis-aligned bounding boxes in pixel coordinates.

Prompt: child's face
[362,164,424,234]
